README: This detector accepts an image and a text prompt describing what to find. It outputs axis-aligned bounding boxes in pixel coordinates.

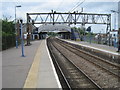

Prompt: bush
[2,19,16,50]
[2,32,16,50]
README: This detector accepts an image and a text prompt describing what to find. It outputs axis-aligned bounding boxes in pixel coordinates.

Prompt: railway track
[47,37,120,89]
[47,37,103,89]
[55,38,120,78]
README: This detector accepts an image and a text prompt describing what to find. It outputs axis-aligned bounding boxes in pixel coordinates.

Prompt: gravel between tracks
[52,39,120,88]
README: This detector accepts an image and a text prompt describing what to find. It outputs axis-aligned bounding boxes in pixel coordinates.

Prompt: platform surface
[37,40,61,88]
[23,40,61,88]
[60,39,120,56]
[2,39,61,88]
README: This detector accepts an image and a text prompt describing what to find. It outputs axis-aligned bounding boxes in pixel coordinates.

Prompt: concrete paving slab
[23,40,61,88]
[2,40,41,88]
[37,40,61,88]
[61,39,120,55]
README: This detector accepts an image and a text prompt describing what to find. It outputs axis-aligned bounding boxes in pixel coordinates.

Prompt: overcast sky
[1,0,120,33]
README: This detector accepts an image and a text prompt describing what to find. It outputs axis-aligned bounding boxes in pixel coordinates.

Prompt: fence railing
[82,35,118,48]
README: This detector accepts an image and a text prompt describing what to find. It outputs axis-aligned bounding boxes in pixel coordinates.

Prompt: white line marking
[76,42,120,55]
[45,39,62,88]
[63,39,120,56]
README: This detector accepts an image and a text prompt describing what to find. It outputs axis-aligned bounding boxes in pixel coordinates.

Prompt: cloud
[81,2,118,13]
[1,0,119,32]
[1,0,120,2]
[1,1,80,21]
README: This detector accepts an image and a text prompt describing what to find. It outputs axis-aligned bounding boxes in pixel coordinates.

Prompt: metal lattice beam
[27,12,111,25]
[26,12,111,45]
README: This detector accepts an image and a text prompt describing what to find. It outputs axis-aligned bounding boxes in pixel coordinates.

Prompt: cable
[71,0,85,12]
[69,0,82,12]
[56,0,64,11]
[69,0,85,12]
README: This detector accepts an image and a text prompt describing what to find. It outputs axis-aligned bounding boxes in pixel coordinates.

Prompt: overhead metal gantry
[26,11,111,45]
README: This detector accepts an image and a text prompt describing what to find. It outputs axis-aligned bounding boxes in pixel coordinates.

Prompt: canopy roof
[38,24,71,33]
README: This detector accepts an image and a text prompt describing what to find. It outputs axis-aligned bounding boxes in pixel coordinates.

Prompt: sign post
[86,26,91,44]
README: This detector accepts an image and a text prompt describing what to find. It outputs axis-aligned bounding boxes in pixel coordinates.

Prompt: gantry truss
[26,12,111,45]
[28,12,111,24]
[27,12,111,31]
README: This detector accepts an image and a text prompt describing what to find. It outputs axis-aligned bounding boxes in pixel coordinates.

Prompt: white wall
[118,1,120,29]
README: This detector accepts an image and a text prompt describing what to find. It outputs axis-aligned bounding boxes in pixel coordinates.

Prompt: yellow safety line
[23,41,42,89]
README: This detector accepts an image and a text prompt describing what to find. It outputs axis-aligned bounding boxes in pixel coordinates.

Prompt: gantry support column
[106,14,111,46]
[26,13,31,46]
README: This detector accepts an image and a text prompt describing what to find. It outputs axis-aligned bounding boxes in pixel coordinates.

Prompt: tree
[2,18,15,50]
[47,32,57,36]
[2,19,15,34]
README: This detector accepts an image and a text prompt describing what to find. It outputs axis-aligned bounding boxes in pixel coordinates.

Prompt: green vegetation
[47,32,58,37]
[2,18,16,50]
[71,27,95,36]
[71,27,86,35]
[71,26,96,42]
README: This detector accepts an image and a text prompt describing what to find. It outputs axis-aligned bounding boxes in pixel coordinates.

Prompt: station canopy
[38,24,71,33]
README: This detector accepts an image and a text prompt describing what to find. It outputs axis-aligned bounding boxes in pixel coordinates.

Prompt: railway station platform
[58,38,120,64]
[2,39,61,89]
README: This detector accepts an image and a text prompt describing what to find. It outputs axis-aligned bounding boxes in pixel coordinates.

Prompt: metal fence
[82,35,118,48]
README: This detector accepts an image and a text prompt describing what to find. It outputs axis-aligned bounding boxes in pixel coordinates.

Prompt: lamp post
[15,5,21,48]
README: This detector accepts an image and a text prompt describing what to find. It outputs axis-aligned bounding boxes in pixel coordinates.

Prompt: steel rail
[55,38,120,78]
[47,39,71,89]
[48,38,103,89]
